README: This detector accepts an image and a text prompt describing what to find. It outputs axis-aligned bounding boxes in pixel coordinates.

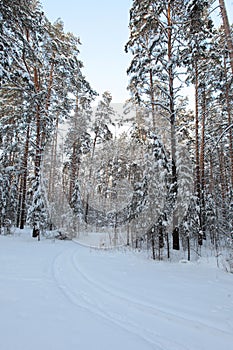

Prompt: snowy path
[0,233,233,350]
[52,246,161,350]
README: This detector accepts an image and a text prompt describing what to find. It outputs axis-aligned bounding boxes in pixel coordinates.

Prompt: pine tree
[83,92,115,223]
[65,94,93,202]
[126,0,188,250]
[1,1,95,236]
[182,0,216,244]
[125,0,164,130]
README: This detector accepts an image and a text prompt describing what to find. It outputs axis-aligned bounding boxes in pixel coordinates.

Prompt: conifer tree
[182,0,215,244]
[1,0,95,236]
[126,0,187,249]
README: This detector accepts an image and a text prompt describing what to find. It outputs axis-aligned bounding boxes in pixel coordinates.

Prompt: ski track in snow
[52,244,233,350]
[72,251,232,338]
[2,234,232,350]
[52,246,164,350]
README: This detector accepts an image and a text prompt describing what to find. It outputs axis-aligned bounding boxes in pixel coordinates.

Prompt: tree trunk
[200,85,206,240]
[168,1,178,248]
[41,54,55,150]
[168,2,176,184]
[219,0,233,75]
[187,235,190,261]
[84,128,98,223]
[223,54,233,187]
[194,58,203,246]
[71,96,78,201]
[48,116,59,202]
[19,123,30,229]
[149,68,156,131]
[34,66,41,178]
[166,231,170,259]
[172,227,180,250]
[69,141,78,202]
[151,232,156,260]
[45,53,55,111]
[16,176,23,228]
[195,59,201,199]
[218,146,227,215]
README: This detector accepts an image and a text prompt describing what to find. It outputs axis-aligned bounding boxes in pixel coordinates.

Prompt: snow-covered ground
[0,230,233,350]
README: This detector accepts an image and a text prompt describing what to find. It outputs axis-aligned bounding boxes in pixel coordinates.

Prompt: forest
[0,0,233,266]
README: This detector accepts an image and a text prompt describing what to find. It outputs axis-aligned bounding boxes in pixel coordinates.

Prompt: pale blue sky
[41,0,132,103]
[40,0,233,104]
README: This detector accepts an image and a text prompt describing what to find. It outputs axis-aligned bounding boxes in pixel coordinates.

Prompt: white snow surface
[0,230,233,350]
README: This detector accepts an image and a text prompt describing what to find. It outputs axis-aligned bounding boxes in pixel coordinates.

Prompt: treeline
[123,0,233,260]
[0,0,96,237]
[0,0,233,264]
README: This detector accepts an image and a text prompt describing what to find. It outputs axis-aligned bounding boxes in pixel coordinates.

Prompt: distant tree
[83,91,115,223]
[92,91,115,153]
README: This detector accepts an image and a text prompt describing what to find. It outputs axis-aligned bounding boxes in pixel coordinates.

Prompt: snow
[0,230,233,350]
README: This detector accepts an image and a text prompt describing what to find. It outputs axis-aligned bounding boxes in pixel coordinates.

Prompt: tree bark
[19,123,30,229]
[187,235,190,261]
[223,54,233,187]
[200,85,206,239]
[194,58,203,245]
[219,0,233,75]
[34,66,41,178]
[195,58,201,199]
[168,1,178,247]
[172,227,180,250]
[48,116,59,202]
[149,68,156,131]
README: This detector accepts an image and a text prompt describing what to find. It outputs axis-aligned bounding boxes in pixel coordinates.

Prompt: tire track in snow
[52,246,164,350]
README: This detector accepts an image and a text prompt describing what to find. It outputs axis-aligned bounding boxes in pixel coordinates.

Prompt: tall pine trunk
[19,123,30,229]
[168,1,178,249]
[149,68,156,131]
[48,116,59,203]
[69,96,79,202]
[219,0,233,75]
[194,58,203,245]
[199,85,206,240]
[223,54,233,187]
